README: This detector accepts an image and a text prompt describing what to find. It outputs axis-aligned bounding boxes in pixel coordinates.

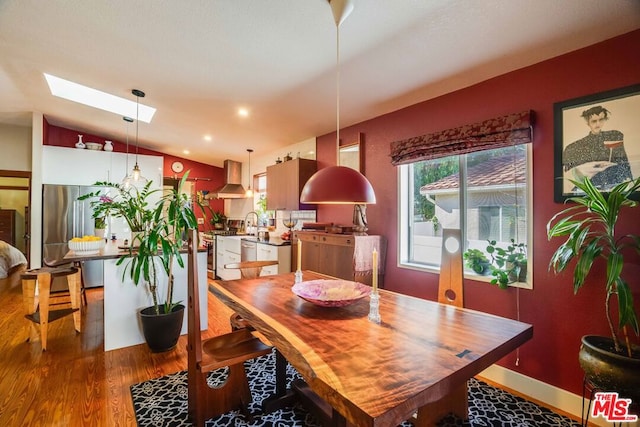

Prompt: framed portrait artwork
[553,84,640,202]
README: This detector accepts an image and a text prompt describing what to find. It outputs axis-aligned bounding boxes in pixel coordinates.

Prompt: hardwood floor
[0,283,234,427]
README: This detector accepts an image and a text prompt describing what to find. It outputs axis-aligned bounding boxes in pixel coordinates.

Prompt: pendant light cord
[125,118,129,174]
[336,23,341,149]
[135,96,140,165]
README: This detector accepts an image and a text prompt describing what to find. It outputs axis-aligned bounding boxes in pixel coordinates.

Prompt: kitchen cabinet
[215,236,226,279]
[256,242,291,275]
[292,231,386,287]
[266,158,317,210]
[0,209,16,246]
[216,235,241,280]
[42,146,163,186]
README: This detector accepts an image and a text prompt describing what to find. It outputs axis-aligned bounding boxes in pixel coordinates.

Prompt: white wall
[30,113,43,268]
[0,122,31,171]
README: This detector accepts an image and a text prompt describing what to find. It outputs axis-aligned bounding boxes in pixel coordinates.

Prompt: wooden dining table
[208,271,533,427]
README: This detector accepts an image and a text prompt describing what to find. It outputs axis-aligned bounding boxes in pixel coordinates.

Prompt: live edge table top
[208,272,533,427]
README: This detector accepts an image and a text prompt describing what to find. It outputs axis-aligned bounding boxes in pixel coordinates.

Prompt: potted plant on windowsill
[463,248,491,275]
[486,239,527,289]
[547,176,640,402]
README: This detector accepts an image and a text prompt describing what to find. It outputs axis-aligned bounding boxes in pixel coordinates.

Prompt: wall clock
[171,161,184,173]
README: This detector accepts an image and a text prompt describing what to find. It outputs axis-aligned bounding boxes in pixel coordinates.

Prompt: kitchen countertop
[240,235,291,246]
[63,239,206,262]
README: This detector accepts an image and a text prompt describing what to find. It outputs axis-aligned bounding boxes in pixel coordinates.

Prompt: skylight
[44,73,156,123]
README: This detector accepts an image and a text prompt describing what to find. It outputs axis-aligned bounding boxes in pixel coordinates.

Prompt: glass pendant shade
[300,166,375,204]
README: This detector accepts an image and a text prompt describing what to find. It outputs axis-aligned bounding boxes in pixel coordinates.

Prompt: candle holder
[368,292,381,324]
[294,269,303,284]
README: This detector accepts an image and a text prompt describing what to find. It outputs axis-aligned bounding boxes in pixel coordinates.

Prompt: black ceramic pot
[139,304,185,353]
[578,335,640,403]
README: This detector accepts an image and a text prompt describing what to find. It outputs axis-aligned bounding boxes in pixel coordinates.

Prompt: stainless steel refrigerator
[42,184,105,288]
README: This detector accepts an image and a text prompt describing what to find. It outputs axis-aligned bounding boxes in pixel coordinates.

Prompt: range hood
[207,160,247,199]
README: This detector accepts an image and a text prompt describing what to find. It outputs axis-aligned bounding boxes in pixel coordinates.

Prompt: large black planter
[139,304,185,353]
[578,335,640,403]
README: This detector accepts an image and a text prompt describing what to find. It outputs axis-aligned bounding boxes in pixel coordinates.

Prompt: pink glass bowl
[292,279,370,307]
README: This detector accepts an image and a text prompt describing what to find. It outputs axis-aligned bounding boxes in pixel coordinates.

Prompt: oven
[202,235,216,279]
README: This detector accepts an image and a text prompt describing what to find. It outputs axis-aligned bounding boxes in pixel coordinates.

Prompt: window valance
[390,110,534,166]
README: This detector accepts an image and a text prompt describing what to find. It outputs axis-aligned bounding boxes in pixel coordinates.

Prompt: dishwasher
[241,238,257,262]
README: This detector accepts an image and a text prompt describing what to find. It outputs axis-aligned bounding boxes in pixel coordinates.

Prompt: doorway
[0,170,32,264]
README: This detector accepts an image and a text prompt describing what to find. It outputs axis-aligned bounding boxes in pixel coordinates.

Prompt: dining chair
[21,265,82,351]
[186,230,273,426]
[223,260,279,279]
[223,260,279,331]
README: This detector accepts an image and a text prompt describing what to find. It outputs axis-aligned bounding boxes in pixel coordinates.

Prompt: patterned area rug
[131,349,580,426]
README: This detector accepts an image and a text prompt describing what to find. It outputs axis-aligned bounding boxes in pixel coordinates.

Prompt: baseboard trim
[478,364,639,427]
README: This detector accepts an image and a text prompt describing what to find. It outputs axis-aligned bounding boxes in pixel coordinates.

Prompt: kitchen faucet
[244,211,260,235]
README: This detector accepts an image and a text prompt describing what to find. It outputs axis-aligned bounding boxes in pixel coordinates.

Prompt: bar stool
[43,257,88,307]
[21,266,82,351]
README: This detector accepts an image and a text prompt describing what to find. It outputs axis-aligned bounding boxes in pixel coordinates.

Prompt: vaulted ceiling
[1,0,638,166]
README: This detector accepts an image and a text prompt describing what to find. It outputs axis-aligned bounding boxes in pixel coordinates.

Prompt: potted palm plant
[81,173,199,352]
[117,172,199,352]
[547,176,640,401]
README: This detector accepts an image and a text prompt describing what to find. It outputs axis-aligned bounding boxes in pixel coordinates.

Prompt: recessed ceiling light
[203,135,212,141]
[44,73,156,123]
[238,108,249,117]
[183,150,190,155]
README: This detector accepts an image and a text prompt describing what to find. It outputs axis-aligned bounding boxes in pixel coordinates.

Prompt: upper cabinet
[42,146,163,187]
[266,158,317,211]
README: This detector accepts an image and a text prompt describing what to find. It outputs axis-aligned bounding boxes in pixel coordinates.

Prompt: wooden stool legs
[21,267,82,351]
[67,269,82,332]
[21,276,40,344]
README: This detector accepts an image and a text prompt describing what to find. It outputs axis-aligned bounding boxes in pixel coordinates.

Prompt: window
[253,172,273,226]
[398,144,532,288]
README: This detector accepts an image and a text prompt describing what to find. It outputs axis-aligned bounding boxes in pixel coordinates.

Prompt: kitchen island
[64,240,208,351]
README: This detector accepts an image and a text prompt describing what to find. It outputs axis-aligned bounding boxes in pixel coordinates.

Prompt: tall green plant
[117,172,199,315]
[79,180,158,233]
[547,176,640,355]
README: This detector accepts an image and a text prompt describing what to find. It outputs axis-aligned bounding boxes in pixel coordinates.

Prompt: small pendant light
[245,148,254,198]
[125,89,148,186]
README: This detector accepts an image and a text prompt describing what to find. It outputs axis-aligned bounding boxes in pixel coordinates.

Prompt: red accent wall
[316,30,640,396]
[43,120,225,230]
